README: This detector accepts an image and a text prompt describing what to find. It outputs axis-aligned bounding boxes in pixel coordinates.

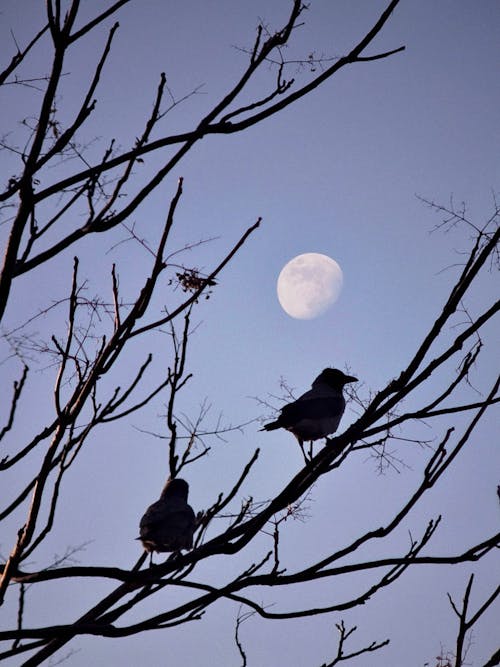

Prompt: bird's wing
[140,499,195,533]
[140,500,164,530]
[279,396,345,427]
[139,499,196,551]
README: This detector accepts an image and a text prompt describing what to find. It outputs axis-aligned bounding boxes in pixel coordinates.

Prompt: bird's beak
[344,375,358,383]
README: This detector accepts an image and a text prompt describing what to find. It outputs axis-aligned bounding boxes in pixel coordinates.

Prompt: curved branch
[0,24,49,86]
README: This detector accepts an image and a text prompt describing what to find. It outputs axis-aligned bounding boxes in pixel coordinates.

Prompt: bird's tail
[260,421,280,432]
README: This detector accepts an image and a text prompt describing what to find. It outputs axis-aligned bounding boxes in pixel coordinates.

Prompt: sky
[0,1,499,665]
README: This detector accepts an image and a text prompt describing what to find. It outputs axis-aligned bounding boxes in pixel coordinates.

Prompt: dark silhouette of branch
[0,364,28,443]
[3,528,497,589]
[0,24,49,86]
[319,620,390,666]
[234,609,249,667]
[447,574,500,667]
[483,648,500,667]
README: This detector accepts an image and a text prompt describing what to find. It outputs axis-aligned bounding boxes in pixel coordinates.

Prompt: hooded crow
[139,478,195,554]
[262,368,357,457]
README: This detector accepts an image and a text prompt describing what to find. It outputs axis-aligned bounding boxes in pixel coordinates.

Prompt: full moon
[277,253,343,319]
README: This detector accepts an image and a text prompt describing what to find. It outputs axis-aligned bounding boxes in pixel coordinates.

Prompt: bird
[138,478,195,557]
[261,368,357,460]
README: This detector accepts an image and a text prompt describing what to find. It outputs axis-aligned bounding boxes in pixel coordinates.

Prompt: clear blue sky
[1,1,499,665]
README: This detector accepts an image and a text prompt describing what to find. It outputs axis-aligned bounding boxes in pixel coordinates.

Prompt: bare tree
[0,2,498,666]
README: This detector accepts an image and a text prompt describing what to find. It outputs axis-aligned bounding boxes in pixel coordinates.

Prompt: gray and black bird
[139,478,195,555]
[262,368,357,458]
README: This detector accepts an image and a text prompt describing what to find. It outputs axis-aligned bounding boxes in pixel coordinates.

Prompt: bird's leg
[298,439,310,466]
[308,440,314,460]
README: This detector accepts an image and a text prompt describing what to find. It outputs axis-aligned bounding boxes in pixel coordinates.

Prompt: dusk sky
[1,1,499,665]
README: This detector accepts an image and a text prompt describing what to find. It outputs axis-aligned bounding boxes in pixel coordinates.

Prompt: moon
[277,253,343,319]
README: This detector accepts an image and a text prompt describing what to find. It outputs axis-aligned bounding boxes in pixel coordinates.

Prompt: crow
[262,368,357,460]
[139,478,195,556]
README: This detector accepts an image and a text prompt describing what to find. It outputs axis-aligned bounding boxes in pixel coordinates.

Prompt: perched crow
[139,478,195,554]
[262,368,357,457]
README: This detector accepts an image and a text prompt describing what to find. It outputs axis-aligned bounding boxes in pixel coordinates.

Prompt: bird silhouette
[262,368,357,460]
[139,478,195,556]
